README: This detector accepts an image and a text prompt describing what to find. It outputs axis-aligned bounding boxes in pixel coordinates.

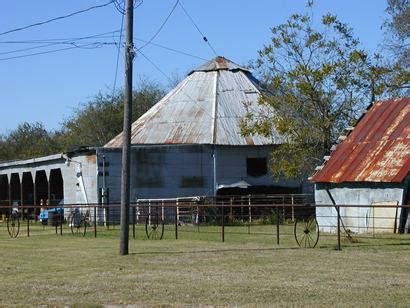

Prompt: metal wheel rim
[70,214,87,237]
[7,214,20,238]
[145,213,164,240]
[294,216,319,248]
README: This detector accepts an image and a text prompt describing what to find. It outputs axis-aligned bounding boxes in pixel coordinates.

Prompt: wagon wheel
[145,211,164,240]
[7,212,20,238]
[69,211,87,237]
[294,216,319,248]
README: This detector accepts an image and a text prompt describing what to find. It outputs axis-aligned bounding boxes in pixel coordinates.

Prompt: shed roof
[310,97,410,183]
[105,56,279,147]
[189,56,250,74]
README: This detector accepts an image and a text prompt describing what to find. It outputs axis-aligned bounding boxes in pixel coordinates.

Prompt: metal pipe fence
[0,196,409,250]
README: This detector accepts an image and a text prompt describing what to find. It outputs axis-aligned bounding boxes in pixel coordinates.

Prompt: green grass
[0,221,409,306]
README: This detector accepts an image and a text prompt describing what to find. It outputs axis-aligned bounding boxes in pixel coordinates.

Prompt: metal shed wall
[315,182,406,233]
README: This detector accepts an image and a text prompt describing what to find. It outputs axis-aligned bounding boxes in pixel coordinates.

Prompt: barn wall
[215,145,300,188]
[99,145,301,202]
[315,182,405,233]
[64,153,98,205]
[131,145,214,200]
[0,152,99,208]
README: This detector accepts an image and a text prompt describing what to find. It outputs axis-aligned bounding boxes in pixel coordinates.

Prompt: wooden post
[336,205,341,251]
[175,199,178,240]
[248,195,251,234]
[119,0,134,256]
[94,205,97,238]
[221,201,225,243]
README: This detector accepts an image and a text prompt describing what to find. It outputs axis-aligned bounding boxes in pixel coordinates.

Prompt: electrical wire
[178,1,218,57]
[0,30,123,57]
[137,49,215,120]
[134,38,207,60]
[0,30,122,44]
[0,1,115,37]
[137,0,179,51]
[0,42,116,61]
[0,34,206,62]
[113,0,125,14]
[111,1,126,99]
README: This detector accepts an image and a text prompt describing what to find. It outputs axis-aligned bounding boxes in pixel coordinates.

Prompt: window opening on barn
[247,157,267,177]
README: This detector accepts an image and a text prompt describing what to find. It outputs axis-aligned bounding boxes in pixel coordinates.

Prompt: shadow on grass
[130,246,310,256]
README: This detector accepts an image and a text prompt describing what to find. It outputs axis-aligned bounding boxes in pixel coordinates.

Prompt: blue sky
[0,0,388,135]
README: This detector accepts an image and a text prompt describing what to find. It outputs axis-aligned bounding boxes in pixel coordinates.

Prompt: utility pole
[120,0,134,255]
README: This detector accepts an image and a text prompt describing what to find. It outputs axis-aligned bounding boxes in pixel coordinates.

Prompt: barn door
[369,201,399,233]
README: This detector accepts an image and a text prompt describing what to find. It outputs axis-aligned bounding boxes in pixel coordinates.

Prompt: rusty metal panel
[311,97,410,183]
[105,57,278,147]
[189,56,250,74]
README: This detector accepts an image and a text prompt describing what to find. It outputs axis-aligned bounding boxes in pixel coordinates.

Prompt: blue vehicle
[39,201,64,225]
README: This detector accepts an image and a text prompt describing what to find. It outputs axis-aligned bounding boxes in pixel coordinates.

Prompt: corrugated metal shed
[311,97,410,183]
[105,56,280,147]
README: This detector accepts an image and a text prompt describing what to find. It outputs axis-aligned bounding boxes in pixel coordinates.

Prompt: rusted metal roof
[189,56,250,74]
[105,57,280,147]
[311,97,410,183]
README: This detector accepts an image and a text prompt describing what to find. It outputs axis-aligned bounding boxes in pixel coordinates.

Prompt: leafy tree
[384,0,409,67]
[0,122,60,161]
[56,81,165,149]
[0,82,164,161]
[241,13,382,180]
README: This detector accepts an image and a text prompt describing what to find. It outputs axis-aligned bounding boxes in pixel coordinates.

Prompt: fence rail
[0,196,409,250]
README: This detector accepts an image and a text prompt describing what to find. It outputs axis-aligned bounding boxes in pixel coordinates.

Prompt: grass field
[0,221,409,306]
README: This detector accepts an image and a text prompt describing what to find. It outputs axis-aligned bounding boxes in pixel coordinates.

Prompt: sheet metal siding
[311,98,410,183]
[106,73,215,147]
[315,184,405,233]
[216,145,299,188]
[100,145,295,200]
[0,153,99,205]
[215,70,279,145]
[130,145,214,199]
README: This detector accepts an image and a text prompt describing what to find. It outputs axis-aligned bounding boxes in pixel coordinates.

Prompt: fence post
[221,201,225,243]
[136,201,139,224]
[27,212,30,237]
[148,200,151,226]
[336,205,341,251]
[248,195,251,235]
[94,206,97,238]
[132,206,136,239]
[106,205,110,230]
[175,199,178,240]
[282,196,285,220]
[196,205,200,233]
[291,195,295,222]
[276,205,280,245]
[373,205,375,238]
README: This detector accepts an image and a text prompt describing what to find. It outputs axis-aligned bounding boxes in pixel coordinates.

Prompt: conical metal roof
[105,57,280,147]
[189,56,250,74]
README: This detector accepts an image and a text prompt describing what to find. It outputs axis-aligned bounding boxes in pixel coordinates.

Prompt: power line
[137,0,179,51]
[137,49,215,120]
[0,35,206,62]
[135,38,207,60]
[0,30,122,57]
[111,2,126,99]
[0,30,122,44]
[0,1,115,37]
[113,0,126,14]
[0,42,115,61]
[178,1,218,57]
